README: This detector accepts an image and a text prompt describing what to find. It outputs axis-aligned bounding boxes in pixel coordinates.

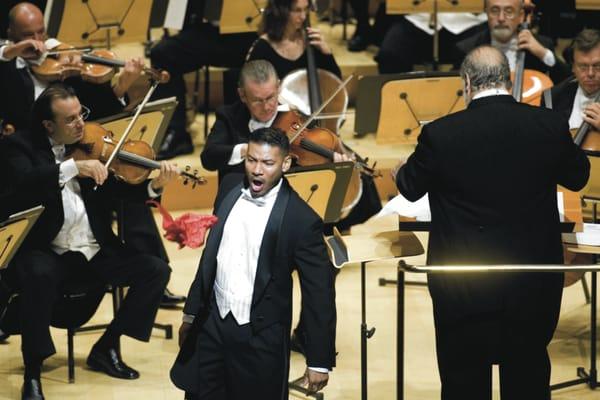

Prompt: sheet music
[563,223,600,246]
[164,0,188,29]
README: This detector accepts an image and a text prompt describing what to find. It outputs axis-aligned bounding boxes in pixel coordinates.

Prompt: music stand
[45,0,153,48]
[94,97,177,153]
[287,162,355,224]
[374,72,465,144]
[386,0,483,69]
[324,228,425,400]
[0,206,44,270]
[576,0,600,10]
[203,0,267,34]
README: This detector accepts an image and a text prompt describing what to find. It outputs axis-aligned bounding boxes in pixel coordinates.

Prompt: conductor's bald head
[460,46,512,104]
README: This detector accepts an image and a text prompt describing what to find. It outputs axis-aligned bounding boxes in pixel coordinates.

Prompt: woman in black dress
[246,0,341,80]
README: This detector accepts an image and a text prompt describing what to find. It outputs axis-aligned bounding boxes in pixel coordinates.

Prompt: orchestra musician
[201,60,349,183]
[453,0,568,82]
[0,84,178,400]
[393,46,589,399]
[544,29,600,131]
[149,0,258,160]
[0,2,187,309]
[171,127,336,400]
[245,0,342,81]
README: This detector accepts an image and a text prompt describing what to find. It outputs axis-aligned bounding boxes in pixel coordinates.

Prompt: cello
[511,1,553,105]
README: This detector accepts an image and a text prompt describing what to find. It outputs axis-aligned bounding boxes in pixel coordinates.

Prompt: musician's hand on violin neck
[333,152,351,163]
[150,161,179,191]
[113,57,145,98]
[76,159,109,186]
[4,39,46,61]
[584,103,600,130]
[517,29,547,61]
[306,27,331,55]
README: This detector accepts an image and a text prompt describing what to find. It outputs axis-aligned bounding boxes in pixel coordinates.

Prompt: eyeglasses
[247,93,279,107]
[574,63,600,73]
[487,6,519,20]
[63,105,90,127]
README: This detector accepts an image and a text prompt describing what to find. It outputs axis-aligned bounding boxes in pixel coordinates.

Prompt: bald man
[394,46,589,399]
[0,2,143,132]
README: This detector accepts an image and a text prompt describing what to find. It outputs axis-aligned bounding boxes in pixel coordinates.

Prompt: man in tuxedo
[545,28,600,130]
[200,59,349,183]
[0,2,187,307]
[149,0,257,160]
[171,127,336,400]
[454,0,568,82]
[0,84,178,399]
[394,46,589,399]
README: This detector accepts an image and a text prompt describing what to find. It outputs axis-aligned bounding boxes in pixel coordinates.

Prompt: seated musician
[201,59,348,183]
[453,0,568,82]
[546,29,600,131]
[0,83,177,400]
[245,0,342,81]
[0,2,144,132]
[149,0,257,160]
[0,2,187,308]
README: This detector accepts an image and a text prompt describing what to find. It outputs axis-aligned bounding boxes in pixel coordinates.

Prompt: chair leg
[67,328,75,383]
[582,274,592,304]
[204,65,210,138]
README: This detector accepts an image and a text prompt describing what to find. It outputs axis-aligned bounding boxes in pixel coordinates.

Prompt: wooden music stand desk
[376,73,465,144]
[576,0,600,11]
[387,0,483,14]
[0,206,44,269]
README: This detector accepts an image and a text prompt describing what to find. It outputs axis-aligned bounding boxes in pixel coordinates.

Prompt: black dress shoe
[347,33,371,52]
[0,331,9,342]
[157,130,194,160]
[87,346,140,380]
[22,378,44,400]
[160,288,186,308]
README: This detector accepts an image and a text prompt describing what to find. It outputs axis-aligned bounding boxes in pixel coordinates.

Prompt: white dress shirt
[213,179,282,325]
[569,86,600,130]
[49,137,101,260]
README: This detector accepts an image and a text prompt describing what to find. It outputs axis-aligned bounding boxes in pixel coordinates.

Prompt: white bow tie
[240,188,266,207]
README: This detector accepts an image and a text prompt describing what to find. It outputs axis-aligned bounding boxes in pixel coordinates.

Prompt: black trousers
[150,23,257,142]
[431,273,563,400]
[187,304,289,400]
[375,16,485,74]
[13,248,170,363]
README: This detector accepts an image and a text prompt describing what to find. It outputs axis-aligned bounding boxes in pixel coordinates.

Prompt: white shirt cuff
[308,367,329,373]
[147,182,162,198]
[228,143,246,166]
[0,45,8,61]
[542,49,556,67]
[59,159,79,186]
[182,314,195,324]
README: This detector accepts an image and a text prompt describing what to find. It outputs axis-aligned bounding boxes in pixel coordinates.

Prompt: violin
[510,2,553,105]
[69,122,205,187]
[31,43,169,84]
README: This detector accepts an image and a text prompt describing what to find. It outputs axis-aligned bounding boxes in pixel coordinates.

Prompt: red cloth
[147,200,218,249]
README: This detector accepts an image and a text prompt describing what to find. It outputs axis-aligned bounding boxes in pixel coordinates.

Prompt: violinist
[453,0,568,82]
[246,0,341,81]
[0,2,188,308]
[545,29,600,131]
[0,2,144,133]
[201,60,349,183]
[0,83,178,400]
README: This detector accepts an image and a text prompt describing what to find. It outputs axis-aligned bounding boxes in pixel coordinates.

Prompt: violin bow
[99,80,160,186]
[288,74,353,144]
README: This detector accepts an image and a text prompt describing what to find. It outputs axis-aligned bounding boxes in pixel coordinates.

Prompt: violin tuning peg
[185,165,191,172]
